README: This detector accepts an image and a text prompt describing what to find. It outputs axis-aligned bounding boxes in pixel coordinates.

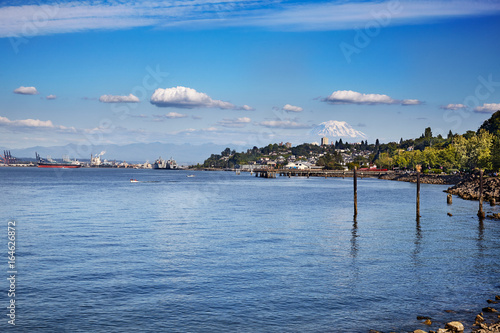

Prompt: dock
[252,169,392,178]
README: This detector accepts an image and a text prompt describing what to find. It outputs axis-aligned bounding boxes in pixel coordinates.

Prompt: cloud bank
[13,86,38,95]
[99,94,139,103]
[150,86,250,110]
[323,90,421,106]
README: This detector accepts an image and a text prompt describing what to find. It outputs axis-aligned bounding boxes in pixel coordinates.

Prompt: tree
[221,147,232,157]
[491,133,500,172]
[478,110,500,134]
[424,127,432,139]
[447,130,453,139]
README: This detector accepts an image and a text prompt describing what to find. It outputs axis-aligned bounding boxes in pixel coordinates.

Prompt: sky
[1,0,500,155]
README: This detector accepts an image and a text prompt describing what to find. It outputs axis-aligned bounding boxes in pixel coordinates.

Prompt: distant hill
[3,142,250,165]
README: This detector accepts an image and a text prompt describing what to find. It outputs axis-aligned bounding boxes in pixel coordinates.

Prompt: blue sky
[1,0,500,153]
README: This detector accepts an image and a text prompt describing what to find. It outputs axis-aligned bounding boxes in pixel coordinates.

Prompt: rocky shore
[445,176,500,203]
[378,173,464,185]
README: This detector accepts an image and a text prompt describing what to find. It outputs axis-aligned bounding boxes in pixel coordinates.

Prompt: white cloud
[258,120,311,129]
[237,105,255,111]
[324,90,396,104]
[150,86,248,110]
[401,99,422,105]
[99,94,139,103]
[474,103,500,113]
[440,103,467,110]
[164,112,188,119]
[1,1,499,37]
[282,104,303,112]
[323,90,422,106]
[218,117,251,128]
[0,115,75,131]
[13,86,38,95]
[46,95,57,100]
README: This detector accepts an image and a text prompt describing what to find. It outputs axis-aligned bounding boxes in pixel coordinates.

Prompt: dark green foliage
[478,110,500,134]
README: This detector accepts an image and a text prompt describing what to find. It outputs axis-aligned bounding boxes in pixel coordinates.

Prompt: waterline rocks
[379,173,463,184]
[446,176,500,202]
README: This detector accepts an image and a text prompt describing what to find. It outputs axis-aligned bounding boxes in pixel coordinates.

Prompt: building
[285,142,292,148]
[321,137,329,146]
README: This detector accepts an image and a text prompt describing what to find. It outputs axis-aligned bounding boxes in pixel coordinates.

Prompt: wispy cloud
[0,115,75,131]
[323,90,421,106]
[258,119,311,129]
[1,0,499,38]
[474,103,500,113]
[217,117,251,128]
[150,86,251,110]
[13,86,38,95]
[99,94,139,103]
[46,94,57,100]
[440,103,467,110]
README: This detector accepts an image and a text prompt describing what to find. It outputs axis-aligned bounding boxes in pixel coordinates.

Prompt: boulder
[413,330,427,333]
[444,321,464,332]
[482,307,498,313]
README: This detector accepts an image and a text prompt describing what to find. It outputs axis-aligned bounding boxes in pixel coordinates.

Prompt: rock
[413,330,427,333]
[475,314,484,325]
[424,319,432,325]
[445,321,464,332]
[444,310,456,313]
[418,316,432,320]
[447,212,453,216]
[436,329,449,333]
[496,295,500,300]
[482,307,498,312]
[487,299,499,304]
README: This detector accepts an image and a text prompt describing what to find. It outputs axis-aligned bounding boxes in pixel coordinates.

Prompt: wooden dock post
[478,169,485,219]
[447,194,452,205]
[416,165,421,219]
[353,166,358,217]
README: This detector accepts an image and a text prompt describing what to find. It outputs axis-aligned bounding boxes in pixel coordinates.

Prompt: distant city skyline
[1,0,500,153]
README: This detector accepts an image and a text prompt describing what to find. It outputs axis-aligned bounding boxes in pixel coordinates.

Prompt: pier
[251,168,391,179]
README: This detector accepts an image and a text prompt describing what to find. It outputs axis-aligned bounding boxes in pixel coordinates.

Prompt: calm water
[0,168,499,332]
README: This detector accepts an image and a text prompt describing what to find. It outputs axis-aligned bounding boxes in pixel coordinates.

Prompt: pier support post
[478,170,485,219]
[354,166,358,217]
[447,194,452,205]
[416,165,421,220]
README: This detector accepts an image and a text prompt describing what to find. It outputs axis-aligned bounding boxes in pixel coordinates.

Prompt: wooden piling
[416,165,421,219]
[447,194,452,205]
[353,166,358,217]
[478,170,485,218]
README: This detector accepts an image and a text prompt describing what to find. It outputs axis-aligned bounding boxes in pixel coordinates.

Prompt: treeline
[375,110,500,173]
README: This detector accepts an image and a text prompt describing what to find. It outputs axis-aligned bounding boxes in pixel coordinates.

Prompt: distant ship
[153,157,178,170]
[36,152,82,168]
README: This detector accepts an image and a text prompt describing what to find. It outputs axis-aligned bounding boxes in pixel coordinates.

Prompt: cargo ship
[153,157,178,169]
[36,152,82,168]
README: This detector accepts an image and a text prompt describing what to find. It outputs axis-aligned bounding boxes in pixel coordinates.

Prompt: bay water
[1,168,499,332]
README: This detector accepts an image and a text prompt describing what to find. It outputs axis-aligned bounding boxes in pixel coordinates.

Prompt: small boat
[186,175,195,178]
[130,179,139,183]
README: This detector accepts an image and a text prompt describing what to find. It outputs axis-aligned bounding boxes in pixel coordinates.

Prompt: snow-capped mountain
[310,120,367,139]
